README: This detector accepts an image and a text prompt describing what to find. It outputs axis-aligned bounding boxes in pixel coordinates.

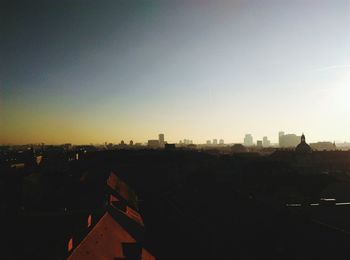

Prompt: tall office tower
[219,139,224,145]
[159,133,165,147]
[213,139,218,145]
[206,140,211,145]
[244,134,253,147]
[263,136,270,147]
[278,131,285,147]
[257,140,263,148]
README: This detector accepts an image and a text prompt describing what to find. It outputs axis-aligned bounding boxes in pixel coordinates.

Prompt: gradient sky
[1,0,350,145]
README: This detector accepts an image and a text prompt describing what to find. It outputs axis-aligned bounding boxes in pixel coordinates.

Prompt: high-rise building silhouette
[278,131,285,146]
[244,134,253,147]
[213,139,218,145]
[257,140,263,148]
[159,133,165,147]
[219,139,224,145]
[263,136,270,147]
[279,132,300,148]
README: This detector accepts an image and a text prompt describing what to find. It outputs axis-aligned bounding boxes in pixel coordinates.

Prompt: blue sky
[1,0,350,144]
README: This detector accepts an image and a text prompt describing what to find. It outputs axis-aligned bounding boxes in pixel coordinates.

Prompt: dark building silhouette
[295,133,312,153]
[67,172,155,260]
[165,143,176,150]
[231,144,248,153]
[4,146,350,259]
[147,140,160,148]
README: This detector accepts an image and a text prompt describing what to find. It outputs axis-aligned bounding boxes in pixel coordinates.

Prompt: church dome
[295,133,312,153]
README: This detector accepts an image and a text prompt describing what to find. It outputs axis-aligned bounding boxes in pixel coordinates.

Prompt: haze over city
[2,0,350,144]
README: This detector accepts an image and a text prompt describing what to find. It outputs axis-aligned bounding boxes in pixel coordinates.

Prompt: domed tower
[296,133,312,153]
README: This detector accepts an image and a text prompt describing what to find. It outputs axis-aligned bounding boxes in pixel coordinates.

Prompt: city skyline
[0,130,346,146]
[2,1,350,145]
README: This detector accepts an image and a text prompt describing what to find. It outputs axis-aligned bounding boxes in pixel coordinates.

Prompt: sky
[1,0,350,145]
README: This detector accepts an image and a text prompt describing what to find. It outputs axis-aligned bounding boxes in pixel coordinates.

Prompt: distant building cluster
[278,132,337,152]
[236,132,338,152]
[244,134,270,148]
[0,131,344,156]
[147,133,166,148]
[179,139,193,145]
[205,139,225,146]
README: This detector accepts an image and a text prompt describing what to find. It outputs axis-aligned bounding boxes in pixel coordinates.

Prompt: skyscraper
[278,131,285,146]
[257,140,263,148]
[213,139,218,145]
[262,136,270,147]
[244,134,253,147]
[219,139,224,145]
[159,133,165,147]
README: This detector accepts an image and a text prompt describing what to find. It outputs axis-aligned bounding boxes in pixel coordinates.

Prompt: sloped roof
[296,142,312,153]
[68,212,136,260]
[67,172,155,260]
